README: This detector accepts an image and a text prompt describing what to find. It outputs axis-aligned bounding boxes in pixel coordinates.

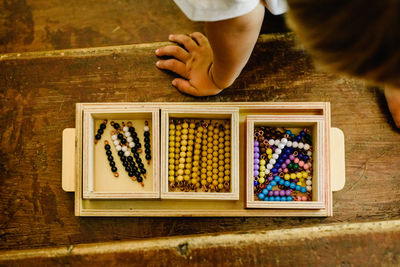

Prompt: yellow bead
[207,171,212,177]
[218,172,224,177]
[182,129,188,135]
[284,174,290,180]
[182,122,189,129]
[185,163,191,169]
[201,173,207,179]
[180,151,186,157]
[268,154,272,159]
[219,131,224,137]
[206,177,213,183]
[193,155,200,161]
[213,140,219,145]
[192,172,199,178]
[259,165,266,171]
[179,157,185,164]
[224,170,231,175]
[169,135,175,141]
[212,174,218,180]
[194,150,200,155]
[218,166,224,172]
[224,135,230,140]
[201,180,207,185]
[176,130,181,136]
[297,182,302,185]
[201,151,207,156]
[225,164,230,170]
[290,173,296,179]
[224,176,230,182]
[266,148,273,155]
[189,129,195,135]
[201,168,207,174]
[169,152,174,158]
[169,164,174,170]
[224,152,230,158]
[212,158,219,163]
[212,151,218,157]
[193,161,199,167]
[184,175,190,181]
[218,149,224,154]
[225,158,231,164]
[169,124,175,130]
[168,176,175,182]
[176,125,182,130]
[184,169,191,175]
[207,160,213,165]
[177,176,183,182]
[191,178,197,184]
[186,157,192,163]
[218,155,224,160]
[181,140,188,146]
[177,169,184,175]
[175,136,181,142]
[168,170,175,176]
[201,162,207,168]
[212,169,218,174]
[169,147,175,153]
[259,178,265,184]
[190,123,195,129]
[260,159,266,165]
[169,158,175,164]
[296,172,303,179]
[302,171,308,178]
[219,137,224,143]
[218,178,224,183]
[218,184,224,189]
[225,141,231,147]
[212,180,218,186]
[259,172,265,177]
[224,146,231,152]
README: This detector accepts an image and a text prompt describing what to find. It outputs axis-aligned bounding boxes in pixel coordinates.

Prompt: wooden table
[1,32,400,254]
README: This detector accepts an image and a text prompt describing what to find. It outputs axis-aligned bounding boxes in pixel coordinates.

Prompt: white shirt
[174,0,287,22]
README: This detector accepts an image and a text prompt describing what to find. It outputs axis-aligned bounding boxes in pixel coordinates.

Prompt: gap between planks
[0,33,294,61]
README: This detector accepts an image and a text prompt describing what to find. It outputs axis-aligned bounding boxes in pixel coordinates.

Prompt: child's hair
[286,0,400,87]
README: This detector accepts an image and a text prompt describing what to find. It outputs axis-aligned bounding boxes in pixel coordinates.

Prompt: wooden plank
[0,0,203,53]
[0,34,399,250]
[0,220,399,266]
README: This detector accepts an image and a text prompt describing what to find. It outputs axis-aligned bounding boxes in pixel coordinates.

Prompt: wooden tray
[62,102,345,217]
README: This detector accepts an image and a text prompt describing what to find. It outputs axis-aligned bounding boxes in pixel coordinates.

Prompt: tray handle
[330,127,345,192]
[62,128,76,192]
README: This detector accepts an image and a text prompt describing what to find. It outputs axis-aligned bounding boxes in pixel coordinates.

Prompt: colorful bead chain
[254,127,313,201]
[168,119,231,192]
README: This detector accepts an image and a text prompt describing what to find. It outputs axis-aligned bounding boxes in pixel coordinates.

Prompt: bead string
[94,120,107,143]
[104,140,118,177]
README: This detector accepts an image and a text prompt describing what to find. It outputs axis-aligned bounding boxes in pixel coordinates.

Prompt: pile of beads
[94,120,107,143]
[253,127,313,202]
[104,140,118,177]
[168,119,231,193]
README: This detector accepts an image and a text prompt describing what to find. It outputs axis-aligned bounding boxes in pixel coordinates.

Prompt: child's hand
[155,33,223,97]
[385,86,400,128]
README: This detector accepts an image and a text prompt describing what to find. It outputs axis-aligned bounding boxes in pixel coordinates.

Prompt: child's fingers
[155,45,190,63]
[172,78,201,96]
[169,34,197,52]
[156,59,188,78]
[189,32,209,47]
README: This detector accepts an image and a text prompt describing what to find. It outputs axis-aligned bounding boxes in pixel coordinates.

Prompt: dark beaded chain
[95,120,107,143]
[143,121,151,164]
[104,140,118,177]
[128,124,142,152]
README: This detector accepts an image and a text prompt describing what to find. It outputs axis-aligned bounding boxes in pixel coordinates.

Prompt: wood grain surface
[0,0,203,53]
[1,33,400,250]
[1,220,399,266]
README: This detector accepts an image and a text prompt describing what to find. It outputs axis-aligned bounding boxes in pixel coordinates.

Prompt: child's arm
[155,3,265,96]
